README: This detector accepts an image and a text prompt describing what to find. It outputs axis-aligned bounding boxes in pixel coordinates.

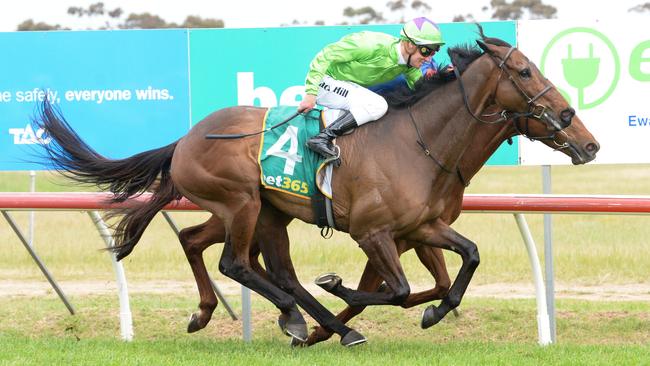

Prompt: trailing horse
[34,26,599,346]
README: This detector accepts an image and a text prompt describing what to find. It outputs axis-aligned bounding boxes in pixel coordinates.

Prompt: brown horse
[34,27,599,346]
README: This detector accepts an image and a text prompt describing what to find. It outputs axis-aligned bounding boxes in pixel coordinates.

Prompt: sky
[0,0,648,31]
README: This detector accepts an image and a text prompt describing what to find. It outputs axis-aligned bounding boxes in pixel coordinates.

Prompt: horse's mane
[381,24,512,109]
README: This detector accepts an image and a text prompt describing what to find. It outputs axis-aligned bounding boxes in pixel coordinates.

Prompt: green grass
[1,294,649,365]
[2,337,649,366]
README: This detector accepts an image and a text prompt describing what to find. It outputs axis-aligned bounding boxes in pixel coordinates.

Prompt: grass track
[1,294,649,365]
[2,336,649,366]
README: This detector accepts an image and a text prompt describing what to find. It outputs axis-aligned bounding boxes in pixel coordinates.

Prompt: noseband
[451,45,568,148]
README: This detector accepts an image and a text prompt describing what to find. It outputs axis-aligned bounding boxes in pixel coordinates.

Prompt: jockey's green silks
[305,31,423,95]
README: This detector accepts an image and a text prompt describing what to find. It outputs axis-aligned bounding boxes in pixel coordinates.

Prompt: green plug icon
[562,43,600,109]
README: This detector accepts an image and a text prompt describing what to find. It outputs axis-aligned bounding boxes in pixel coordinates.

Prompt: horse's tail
[33,98,182,260]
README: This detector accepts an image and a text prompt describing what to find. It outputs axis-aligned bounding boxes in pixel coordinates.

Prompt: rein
[205,111,301,139]
[407,106,469,187]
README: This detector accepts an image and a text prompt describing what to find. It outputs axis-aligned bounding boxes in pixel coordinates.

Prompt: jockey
[299,17,446,159]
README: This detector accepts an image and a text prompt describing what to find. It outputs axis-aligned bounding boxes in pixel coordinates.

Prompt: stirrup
[322,145,341,167]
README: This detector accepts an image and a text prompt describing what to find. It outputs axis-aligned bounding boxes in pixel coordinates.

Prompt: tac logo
[540,27,621,110]
[8,124,51,145]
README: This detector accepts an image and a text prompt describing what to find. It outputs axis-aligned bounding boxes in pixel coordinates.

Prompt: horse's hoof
[290,336,308,348]
[421,305,443,329]
[187,313,203,333]
[340,330,367,347]
[315,273,342,292]
[284,322,308,342]
[277,313,288,333]
[278,313,308,342]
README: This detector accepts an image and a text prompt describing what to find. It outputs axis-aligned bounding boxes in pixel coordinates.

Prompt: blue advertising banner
[189,21,518,165]
[0,29,190,170]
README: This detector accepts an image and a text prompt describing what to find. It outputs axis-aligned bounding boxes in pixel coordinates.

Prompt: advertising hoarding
[518,20,650,165]
[0,30,190,170]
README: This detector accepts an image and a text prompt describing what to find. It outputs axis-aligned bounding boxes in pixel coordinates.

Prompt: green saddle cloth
[258,106,326,199]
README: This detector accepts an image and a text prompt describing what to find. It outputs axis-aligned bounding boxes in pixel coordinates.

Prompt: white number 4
[266,126,303,175]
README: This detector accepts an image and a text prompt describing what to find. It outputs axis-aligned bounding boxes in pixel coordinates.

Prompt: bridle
[409,43,573,186]
[451,44,570,149]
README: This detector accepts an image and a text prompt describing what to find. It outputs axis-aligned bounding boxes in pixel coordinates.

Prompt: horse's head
[476,38,600,164]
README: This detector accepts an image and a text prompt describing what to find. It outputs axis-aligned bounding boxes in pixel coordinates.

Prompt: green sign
[540,27,621,110]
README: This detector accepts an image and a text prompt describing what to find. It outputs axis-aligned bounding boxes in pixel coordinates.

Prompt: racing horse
[34,26,599,346]
[168,64,599,346]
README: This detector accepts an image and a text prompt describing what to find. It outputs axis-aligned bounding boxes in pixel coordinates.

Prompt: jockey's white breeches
[315,76,388,125]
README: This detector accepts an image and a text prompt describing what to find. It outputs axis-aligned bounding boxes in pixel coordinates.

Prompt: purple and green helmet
[400,17,445,46]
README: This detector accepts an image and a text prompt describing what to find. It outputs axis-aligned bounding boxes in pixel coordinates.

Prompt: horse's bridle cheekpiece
[451,44,571,150]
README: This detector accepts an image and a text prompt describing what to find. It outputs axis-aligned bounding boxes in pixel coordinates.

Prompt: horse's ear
[476,39,492,54]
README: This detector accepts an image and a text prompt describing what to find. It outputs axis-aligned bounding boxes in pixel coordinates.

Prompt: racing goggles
[417,44,440,57]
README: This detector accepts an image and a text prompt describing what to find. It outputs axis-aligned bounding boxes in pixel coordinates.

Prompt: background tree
[629,2,650,12]
[343,0,557,25]
[490,0,557,20]
[342,6,386,24]
[386,0,431,22]
[16,2,224,31]
[16,20,67,31]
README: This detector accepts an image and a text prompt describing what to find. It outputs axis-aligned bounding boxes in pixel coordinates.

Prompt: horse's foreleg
[400,245,451,308]
[317,231,411,307]
[406,219,479,328]
[306,260,381,346]
[307,240,451,345]
[178,215,224,333]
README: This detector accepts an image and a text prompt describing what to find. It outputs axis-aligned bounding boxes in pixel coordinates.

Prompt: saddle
[258,106,341,235]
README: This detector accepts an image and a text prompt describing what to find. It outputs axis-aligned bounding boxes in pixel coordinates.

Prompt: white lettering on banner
[265,126,302,175]
[0,91,11,102]
[134,87,173,101]
[236,72,304,107]
[8,125,51,145]
[64,89,132,104]
[14,88,59,104]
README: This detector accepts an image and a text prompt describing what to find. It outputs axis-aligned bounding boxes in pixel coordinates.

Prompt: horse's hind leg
[178,215,225,333]
[256,203,364,347]
[218,198,309,341]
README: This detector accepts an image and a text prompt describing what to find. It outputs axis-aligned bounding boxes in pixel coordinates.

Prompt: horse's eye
[519,68,531,79]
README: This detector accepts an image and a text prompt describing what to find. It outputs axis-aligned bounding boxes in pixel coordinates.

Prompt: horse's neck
[459,115,514,182]
[411,57,498,171]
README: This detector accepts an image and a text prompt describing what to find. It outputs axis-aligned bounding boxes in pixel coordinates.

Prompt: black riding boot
[307,111,357,158]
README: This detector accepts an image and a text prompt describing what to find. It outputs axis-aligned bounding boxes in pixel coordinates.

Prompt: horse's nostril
[560,108,575,124]
[585,142,599,153]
